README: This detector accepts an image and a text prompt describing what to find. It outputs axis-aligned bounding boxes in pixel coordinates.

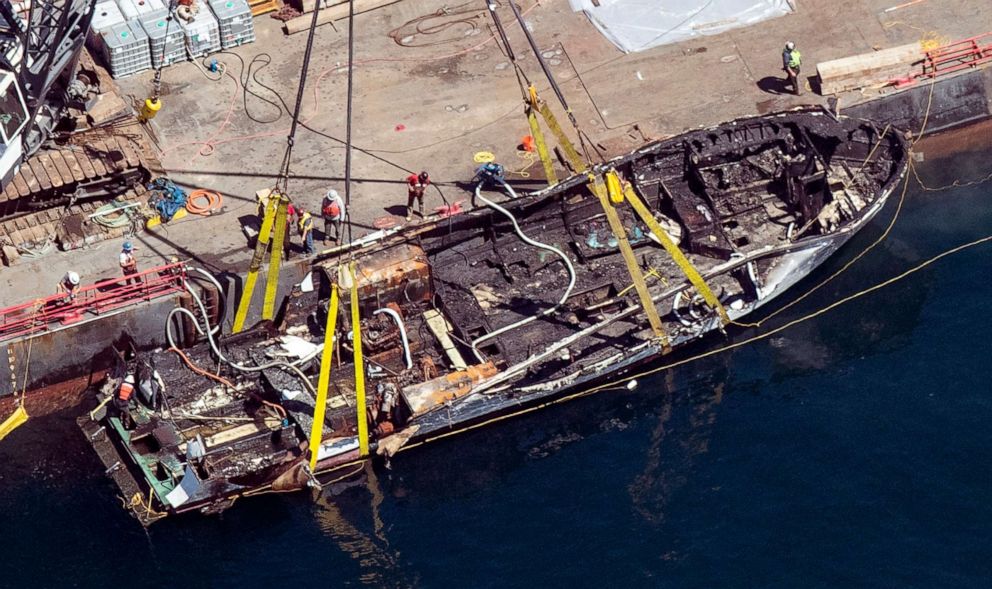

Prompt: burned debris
[80,108,908,523]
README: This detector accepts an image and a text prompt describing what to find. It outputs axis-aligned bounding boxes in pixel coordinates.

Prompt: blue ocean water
[1,129,990,588]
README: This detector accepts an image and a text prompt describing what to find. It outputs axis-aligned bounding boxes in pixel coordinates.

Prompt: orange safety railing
[0,262,188,342]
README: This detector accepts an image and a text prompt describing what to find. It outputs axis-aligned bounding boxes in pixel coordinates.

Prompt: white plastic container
[90,0,125,31]
[139,9,185,67]
[116,0,165,20]
[96,20,152,78]
[207,0,255,49]
[179,7,221,58]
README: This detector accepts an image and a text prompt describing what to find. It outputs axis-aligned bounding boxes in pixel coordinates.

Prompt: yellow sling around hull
[350,263,369,457]
[0,405,28,441]
[308,283,339,471]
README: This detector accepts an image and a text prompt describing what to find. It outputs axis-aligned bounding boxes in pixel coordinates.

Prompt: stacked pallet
[816,43,923,95]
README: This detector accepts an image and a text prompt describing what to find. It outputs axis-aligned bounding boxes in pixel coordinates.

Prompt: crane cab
[0,69,29,188]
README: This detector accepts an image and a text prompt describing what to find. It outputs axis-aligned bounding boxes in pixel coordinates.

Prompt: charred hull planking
[82,108,909,522]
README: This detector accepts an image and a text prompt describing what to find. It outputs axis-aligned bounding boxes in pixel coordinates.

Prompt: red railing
[0,262,188,342]
[921,33,992,78]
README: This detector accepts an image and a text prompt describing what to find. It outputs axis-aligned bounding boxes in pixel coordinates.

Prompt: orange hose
[167,346,287,419]
[186,190,223,215]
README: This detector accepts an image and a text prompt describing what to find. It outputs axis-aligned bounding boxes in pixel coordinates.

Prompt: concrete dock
[0,0,989,304]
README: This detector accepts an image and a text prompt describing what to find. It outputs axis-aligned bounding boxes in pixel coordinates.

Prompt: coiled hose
[91,201,135,228]
[470,180,576,362]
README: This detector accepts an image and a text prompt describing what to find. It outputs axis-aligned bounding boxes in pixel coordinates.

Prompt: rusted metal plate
[48,150,77,185]
[35,153,63,188]
[400,362,497,416]
[72,147,98,178]
[28,160,52,190]
[60,149,88,182]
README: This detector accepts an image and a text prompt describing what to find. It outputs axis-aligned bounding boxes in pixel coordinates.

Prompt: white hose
[469,181,577,362]
[167,278,318,396]
[373,308,413,370]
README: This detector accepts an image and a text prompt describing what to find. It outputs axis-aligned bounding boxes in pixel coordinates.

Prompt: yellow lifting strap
[621,179,730,324]
[349,262,370,457]
[538,101,587,174]
[263,196,289,321]
[232,196,278,332]
[0,405,28,441]
[593,175,671,351]
[308,283,340,471]
[527,107,557,186]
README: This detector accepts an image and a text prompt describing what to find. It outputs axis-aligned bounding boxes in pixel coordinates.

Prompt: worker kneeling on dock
[56,271,81,302]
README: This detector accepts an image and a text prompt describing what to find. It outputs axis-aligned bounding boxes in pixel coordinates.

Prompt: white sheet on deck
[568,0,795,53]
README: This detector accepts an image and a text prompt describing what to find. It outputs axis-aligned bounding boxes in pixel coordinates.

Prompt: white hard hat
[785,41,795,50]
[326,189,339,199]
[67,271,80,285]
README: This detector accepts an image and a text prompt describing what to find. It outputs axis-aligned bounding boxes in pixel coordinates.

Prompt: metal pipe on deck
[373,307,412,370]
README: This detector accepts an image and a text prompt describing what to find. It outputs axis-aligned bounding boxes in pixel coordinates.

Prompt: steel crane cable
[274,0,327,196]
[343,0,355,245]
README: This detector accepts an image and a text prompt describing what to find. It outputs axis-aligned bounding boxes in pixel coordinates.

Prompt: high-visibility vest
[119,376,135,401]
[298,212,313,234]
[323,200,341,218]
[787,49,801,68]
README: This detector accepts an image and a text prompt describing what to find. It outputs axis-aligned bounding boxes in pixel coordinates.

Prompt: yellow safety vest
[298,212,313,234]
[788,49,801,69]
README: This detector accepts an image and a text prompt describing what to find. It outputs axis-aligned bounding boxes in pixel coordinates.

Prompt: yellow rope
[404,229,992,451]
[124,491,168,523]
[911,164,992,192]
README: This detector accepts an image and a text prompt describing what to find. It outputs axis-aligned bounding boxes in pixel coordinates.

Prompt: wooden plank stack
[816,43,923,95]
[283,0,400,35]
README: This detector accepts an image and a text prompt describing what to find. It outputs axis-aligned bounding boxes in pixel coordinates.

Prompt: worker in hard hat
[405,171,430,221]
[115,373,136,430]
[298,207,316,255]
[782,41,803,95]
[321,189,345,245]
[120,241,140,285]
[56,271,81,301]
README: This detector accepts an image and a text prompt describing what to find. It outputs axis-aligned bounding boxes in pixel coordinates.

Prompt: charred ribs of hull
[80,108,908,523]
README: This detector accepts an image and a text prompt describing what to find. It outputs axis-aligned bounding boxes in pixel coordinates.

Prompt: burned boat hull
[81,108,909,522]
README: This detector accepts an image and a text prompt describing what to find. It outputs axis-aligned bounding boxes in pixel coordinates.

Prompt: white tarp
[569,0,795,53]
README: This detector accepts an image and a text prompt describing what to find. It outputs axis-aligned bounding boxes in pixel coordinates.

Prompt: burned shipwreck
[80,108,909,523]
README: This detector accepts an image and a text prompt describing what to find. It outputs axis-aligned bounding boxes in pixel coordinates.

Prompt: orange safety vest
[118,380,134,401]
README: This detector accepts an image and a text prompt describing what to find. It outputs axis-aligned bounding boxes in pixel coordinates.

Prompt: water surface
[1,128,990,588]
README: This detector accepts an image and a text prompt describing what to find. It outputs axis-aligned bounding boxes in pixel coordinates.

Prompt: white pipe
[373,308,413,370]
[469,181,577,362]
[167,278,318,397]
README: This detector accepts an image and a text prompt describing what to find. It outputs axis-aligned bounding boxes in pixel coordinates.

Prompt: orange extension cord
[168,346,287,419]
[185,189,223,215]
